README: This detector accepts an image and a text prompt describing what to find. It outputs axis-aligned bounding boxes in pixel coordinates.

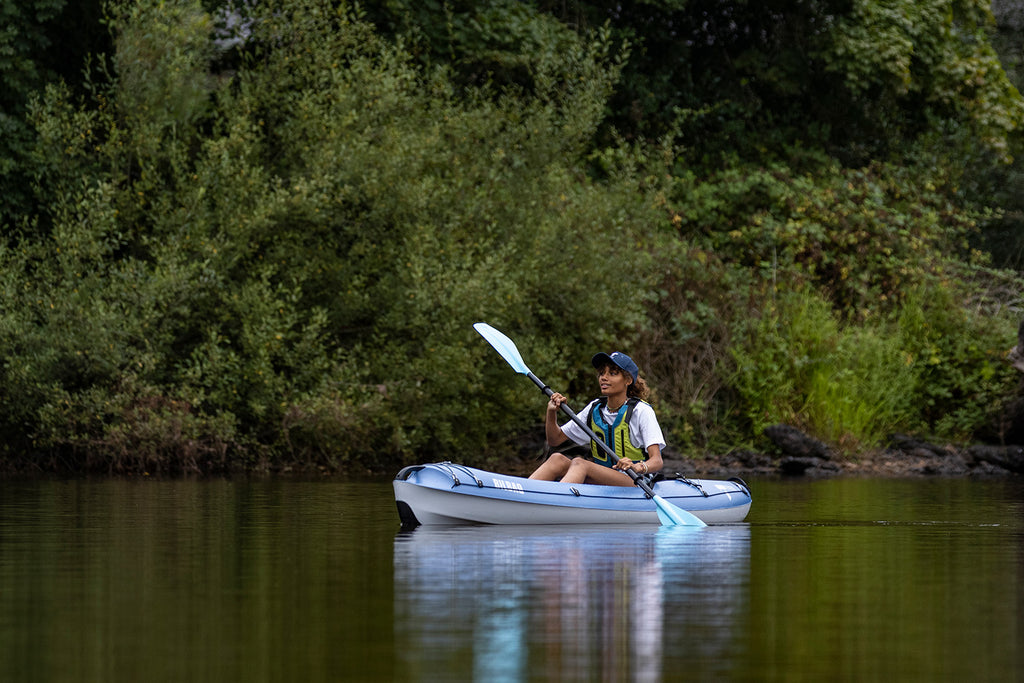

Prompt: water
[0,476,1021,682]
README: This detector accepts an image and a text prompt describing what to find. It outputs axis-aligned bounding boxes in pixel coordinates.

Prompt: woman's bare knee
[529,452,571,480]
[559,457,591,484]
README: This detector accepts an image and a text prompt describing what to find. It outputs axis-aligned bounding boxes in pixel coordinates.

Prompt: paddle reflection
[393,525,750,682]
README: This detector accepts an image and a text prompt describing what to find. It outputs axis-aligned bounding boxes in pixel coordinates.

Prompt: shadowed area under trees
[1,0,1023,475]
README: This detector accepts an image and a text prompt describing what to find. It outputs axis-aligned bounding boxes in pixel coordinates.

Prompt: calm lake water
[0,475,1021,682]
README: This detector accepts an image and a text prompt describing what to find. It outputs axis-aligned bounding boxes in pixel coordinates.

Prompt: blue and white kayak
[393,462,752,527]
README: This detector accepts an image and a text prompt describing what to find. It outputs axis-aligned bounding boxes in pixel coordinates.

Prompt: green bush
[1,0,1023,473]
[896,284,1020,442]
[726,281,1019,453]
[729,287,910,450]
[0,0,665,471]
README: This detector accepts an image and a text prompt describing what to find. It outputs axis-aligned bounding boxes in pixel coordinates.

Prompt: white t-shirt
[561,399,667,453]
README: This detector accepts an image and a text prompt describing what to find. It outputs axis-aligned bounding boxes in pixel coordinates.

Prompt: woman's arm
[643,444,664,473]
[545,393,568,447]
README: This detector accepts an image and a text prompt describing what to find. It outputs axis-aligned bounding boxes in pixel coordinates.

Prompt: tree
[0,0,107,227]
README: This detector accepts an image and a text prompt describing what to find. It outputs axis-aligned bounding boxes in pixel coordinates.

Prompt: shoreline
[508,424,1024,479]
[663,444,1024,480]
[2,424,1022,479]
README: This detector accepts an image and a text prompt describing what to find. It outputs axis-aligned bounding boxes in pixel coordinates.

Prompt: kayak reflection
[393,524,750,682]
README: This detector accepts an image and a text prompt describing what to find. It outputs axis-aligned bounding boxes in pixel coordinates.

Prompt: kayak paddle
[473,322,706,527]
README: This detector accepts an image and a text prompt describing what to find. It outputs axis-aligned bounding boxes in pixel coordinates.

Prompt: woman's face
[596,364,632,396]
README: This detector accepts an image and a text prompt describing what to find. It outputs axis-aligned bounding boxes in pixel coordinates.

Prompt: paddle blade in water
[474,321,706,528]
[654,495,707,527]
[474,323,530,375]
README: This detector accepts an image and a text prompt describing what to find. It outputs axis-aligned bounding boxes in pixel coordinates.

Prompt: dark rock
[967,459,1015,477]
[764,424,833,460]
[731,450,774,468]
[914,452,970,476]
[778,458,819,475]
[887,433,948,458]
[776,456,841,477]
[966,445,1024,473]
[810,460,842,476]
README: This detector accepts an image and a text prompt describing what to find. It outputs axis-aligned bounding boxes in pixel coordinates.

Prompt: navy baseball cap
[591,351,639,383]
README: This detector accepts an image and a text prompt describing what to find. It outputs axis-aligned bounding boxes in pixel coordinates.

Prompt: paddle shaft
[473,323,703,525]
[525,371,658,498]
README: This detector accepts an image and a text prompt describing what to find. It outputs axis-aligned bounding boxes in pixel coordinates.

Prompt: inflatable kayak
[393,462,752,527]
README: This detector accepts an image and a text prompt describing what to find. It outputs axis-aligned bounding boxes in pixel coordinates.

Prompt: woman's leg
[528,452,572,480]
[560,457,633,486]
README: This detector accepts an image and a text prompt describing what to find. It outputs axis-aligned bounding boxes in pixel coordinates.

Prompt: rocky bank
[662,424,1024,479]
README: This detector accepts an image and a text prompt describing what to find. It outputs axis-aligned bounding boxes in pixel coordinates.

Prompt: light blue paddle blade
[653,495,707,527]
[474,323,530,375]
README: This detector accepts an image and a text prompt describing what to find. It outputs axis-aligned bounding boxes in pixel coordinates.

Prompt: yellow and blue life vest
[587,397,647,466]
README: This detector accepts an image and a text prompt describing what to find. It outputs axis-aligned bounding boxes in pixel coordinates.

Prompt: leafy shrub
[896,284,1020,442]
[727,279,1020,453]
[730,287,915,450]
[1,0,1023,473]
[0,0,663,470]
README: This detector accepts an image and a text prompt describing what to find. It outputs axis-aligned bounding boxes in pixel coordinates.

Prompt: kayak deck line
[394,462,752,527]
[404,462,748,501]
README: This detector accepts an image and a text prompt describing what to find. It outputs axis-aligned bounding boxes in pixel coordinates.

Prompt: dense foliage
[1,0,1022,473]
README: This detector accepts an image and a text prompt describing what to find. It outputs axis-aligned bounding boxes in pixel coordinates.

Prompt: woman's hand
[547,392,566,412]
[614,458,649,474]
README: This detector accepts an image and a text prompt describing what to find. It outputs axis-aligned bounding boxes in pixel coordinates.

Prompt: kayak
[393,462,752,527]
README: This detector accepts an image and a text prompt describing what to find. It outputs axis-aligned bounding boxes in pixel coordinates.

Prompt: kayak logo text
[492,478,525,494]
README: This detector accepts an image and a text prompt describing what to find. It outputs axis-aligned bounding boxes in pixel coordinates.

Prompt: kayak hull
[393,462,752,527]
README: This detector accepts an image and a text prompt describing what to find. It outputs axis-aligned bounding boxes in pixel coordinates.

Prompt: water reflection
[393,525,751,682]
[3,478,1019,681]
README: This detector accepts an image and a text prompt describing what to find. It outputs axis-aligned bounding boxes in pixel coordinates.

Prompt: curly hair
[627,376,650,401]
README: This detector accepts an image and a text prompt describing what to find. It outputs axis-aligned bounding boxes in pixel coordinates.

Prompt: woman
[529,351,666,485]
